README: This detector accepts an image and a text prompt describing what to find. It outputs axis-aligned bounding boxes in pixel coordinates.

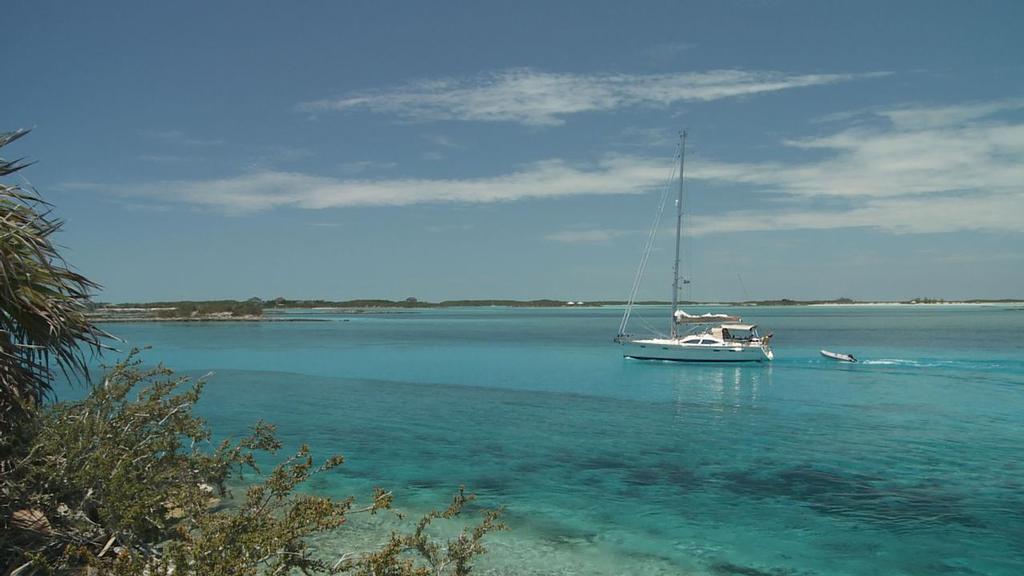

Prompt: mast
[670,131,687,338]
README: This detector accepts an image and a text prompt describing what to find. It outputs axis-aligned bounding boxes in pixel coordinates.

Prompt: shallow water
[86,305,1024,575]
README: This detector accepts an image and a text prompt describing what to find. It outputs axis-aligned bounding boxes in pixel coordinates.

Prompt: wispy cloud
[925,250,1024,265]
[422,134,462,148]
[564,99,1024,236]
[138,153,193,164]
[122,156,670,214]
[687,192,1022,236]
[253,145,315,166]
[425,223,475,233]
[612,126,677,149]
[681,99,1024,234]
[645,41,696,64]
[879,98,1024,130]
[106,99,1023,236]
[297,68,880,126]
[689,99,1024,203]
[339,160,398,175]
[545,228,634,243]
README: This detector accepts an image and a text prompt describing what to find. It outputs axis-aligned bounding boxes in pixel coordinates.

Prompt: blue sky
[4,1,1023,302]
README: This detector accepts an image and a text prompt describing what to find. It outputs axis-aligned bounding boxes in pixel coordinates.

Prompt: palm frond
[1,129,107,429]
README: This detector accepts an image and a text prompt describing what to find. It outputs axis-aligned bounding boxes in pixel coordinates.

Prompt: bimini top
[721,323,756,331]
[673,310,741,324]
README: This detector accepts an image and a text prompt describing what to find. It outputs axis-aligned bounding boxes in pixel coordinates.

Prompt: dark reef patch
[720,465,983,530]
[623,467,661,486]
[621,463,700,492]
[709,561,803,576]
[577,454,627,471]
[405,477,445,489]
[469,475,509,492]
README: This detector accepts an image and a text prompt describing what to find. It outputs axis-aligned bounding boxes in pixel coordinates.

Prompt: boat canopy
[721,323,756,331]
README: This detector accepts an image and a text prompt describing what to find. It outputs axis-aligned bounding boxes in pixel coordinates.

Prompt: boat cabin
[719,323,759,341]
[674,324,762,346]
[679,334,723,345]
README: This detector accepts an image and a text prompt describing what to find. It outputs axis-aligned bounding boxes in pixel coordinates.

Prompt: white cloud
[126,156,670,214]
[686,100,1024,207]
[678,100,1024,234]
[425,223,475,233]
[138,153,192,164]
[688,192,1023,236]
[255,145,315,164]
[339,160,397,175]
[110,99,1023,237]
[645,41,696,63]
[612,126,677,149]
[297,68,879,126]
[545,229,633,243]
[878,98,1024,130]
[422,134,462,148]
[925,251,1024,265]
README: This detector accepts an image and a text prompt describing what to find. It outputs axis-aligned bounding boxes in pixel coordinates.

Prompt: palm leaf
[1,129,107,431]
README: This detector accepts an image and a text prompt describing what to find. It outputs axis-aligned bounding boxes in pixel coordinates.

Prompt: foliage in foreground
[1,354,504,575]
[0,129,105,435]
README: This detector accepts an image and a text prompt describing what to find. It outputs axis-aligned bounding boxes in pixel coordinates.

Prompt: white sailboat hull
[622,338,773,362]
[616,133,775,365]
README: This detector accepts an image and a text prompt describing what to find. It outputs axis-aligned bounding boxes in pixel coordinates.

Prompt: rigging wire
[634,310,666,339]
[736,272,750,303]
[617,142,681,337]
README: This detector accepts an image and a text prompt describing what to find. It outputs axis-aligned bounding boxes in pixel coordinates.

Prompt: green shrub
[1,353,503,575]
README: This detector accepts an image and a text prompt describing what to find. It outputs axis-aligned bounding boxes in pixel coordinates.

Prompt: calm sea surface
[87,305,1024,575]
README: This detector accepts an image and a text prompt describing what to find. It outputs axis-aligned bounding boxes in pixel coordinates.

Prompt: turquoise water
[89,306,1023,575]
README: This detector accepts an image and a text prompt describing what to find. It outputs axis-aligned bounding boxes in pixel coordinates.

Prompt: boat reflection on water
[667,364,774,421]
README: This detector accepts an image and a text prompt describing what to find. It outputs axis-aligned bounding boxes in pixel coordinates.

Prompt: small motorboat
[821,349,856,363]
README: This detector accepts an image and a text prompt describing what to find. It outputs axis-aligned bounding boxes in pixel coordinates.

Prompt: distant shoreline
[804,302,1009,307]
[86,298,1024,323]
[92,315,326,323]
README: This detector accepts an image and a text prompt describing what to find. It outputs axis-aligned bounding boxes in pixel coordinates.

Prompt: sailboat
[616,132,774,362]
